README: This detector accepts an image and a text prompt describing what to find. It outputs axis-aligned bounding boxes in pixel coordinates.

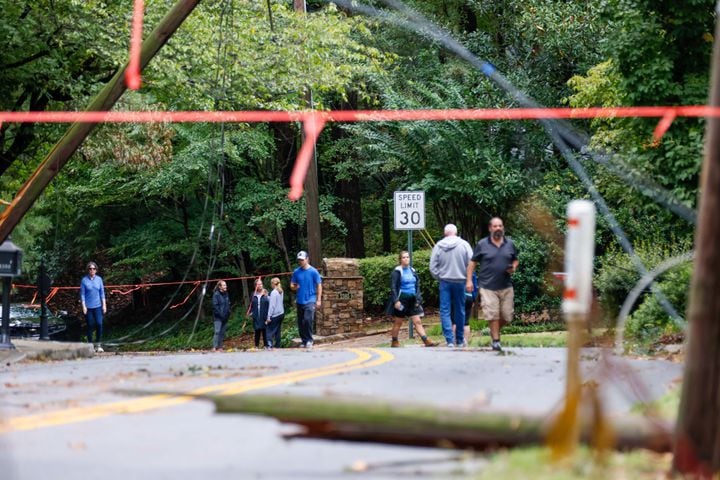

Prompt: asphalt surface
[0,344,684,479]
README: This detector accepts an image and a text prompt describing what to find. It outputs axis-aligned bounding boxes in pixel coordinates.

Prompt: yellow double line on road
[0,348,393,434]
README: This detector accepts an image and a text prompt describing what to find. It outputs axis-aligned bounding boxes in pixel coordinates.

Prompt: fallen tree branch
[206,393,674,452]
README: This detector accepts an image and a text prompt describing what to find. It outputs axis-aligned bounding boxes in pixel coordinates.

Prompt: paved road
[0,346,683,479]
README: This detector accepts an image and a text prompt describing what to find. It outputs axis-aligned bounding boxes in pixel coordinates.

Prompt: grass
[473,385,683,478]
[476,447,674,479]
[387,331,569,348]
[494,331,569,348]
[631,382,681,420]
[418,316,614,348]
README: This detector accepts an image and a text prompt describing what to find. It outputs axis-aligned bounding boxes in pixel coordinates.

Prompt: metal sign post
[393,191,425,339]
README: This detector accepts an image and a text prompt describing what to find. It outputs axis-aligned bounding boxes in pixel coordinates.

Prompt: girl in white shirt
[266,277,285,349]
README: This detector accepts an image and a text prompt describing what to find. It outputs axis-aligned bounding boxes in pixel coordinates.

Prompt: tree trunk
[272,122,300,260]
[381,199,391,254]
[337,177,366,257]
[0,90,49,174]
[292,0,322,265]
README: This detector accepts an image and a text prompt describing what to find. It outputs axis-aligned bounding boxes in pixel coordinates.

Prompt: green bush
[595,238,692,322]
[595,248,640,321]
[279,311,299,347]
[624,263,690,347]
[511,232,562,315]
[359,250,438,313]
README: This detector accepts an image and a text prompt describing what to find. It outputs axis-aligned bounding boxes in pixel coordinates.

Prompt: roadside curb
[0,340,95,365]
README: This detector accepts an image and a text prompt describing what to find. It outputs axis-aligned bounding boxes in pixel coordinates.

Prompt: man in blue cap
[290,250,323,350]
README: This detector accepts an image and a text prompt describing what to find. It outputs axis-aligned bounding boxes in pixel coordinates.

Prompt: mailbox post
[38,260,52,341]
[0,239,22,350]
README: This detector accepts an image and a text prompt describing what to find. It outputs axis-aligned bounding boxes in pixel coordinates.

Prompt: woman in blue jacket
[80,261,106,353]
[385,251,437,348]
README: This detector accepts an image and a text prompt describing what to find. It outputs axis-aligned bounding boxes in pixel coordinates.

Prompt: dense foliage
[1,0,713,348]
[595,237,692,350]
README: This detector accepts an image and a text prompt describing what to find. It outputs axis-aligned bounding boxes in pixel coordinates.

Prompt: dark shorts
[391,292,424,318]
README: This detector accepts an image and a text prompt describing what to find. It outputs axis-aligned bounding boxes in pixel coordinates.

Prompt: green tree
[562,0,713,243]
[7,1,392,299]
[0,0,131,174]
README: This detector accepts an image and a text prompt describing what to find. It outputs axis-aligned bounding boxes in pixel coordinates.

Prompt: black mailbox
[0,240,22,277]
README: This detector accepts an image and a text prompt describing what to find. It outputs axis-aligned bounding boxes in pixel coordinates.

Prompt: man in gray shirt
[430,224,474,347]
[466,217,518,351]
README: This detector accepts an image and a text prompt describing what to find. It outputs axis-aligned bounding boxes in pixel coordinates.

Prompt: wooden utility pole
[293,0,323,266]
[673,2,720,476]
[0,0,201,243]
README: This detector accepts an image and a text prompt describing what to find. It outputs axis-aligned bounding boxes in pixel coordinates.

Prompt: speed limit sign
[393,191,425,230]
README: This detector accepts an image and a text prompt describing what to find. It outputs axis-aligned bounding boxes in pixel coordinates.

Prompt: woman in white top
[265,277,285,349]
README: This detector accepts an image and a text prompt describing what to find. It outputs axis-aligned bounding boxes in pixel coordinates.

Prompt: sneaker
[491,341,503,352]
[462,341,468,348]
[446,343,455,348]
[391,339,401,348]
[306,342,313,351]
[95,345,104,353]
[423,338,438,347]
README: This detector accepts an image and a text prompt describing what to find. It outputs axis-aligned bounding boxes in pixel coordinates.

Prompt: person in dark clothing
[454,271,478,347]
[386,250,438,348]
[248,278,269,350]
[212,280,231,351]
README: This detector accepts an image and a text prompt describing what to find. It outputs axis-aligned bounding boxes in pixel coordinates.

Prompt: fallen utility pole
[205,393,674,453]
[0,0,201,243]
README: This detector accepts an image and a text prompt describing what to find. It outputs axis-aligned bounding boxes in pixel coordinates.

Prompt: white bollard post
[548,200,598,458]
[563,200,597,316]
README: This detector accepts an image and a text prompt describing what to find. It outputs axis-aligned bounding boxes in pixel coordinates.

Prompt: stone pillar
[316,258,365,336]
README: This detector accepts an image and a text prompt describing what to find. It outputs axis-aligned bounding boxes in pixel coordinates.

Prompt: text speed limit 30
[393,191,425,230]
